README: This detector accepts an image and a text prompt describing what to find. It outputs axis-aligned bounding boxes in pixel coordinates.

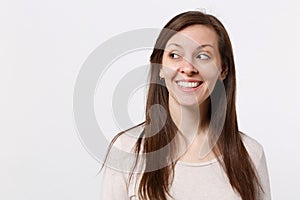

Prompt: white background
[1,0,299,199]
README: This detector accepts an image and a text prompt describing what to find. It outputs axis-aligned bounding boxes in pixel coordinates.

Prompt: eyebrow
[166,43,215,50]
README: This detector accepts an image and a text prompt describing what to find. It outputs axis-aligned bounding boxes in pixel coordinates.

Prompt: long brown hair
[103,11,263,200]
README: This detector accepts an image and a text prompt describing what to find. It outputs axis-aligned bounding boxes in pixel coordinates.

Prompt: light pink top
[101,132,271,200]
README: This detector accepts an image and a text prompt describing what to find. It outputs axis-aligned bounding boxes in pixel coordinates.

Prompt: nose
[178,59,199,76]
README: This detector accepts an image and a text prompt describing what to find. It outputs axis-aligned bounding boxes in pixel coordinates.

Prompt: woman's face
[161,24,224,107]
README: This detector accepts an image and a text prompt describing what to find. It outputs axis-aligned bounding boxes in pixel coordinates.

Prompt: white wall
[1,0,299,199]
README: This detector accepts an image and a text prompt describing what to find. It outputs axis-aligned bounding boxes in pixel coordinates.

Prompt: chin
[177,98,204,107]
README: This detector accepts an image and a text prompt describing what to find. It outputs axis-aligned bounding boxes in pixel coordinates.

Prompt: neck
[169,98,210,137]
[169,97,215,160]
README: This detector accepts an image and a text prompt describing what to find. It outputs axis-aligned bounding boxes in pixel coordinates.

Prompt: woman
[101,11,271,200]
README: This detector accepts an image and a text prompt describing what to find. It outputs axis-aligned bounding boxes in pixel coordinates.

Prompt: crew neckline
[176,156,222,167]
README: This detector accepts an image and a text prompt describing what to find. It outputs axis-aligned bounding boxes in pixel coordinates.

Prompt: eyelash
[169,52,180,59]
[197,53,210,60]
[168,52,211,60]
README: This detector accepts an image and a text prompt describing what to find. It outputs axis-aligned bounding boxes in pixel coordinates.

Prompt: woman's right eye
[169,52,180,59]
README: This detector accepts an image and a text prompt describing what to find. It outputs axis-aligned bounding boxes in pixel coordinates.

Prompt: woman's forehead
[166,25,218,50]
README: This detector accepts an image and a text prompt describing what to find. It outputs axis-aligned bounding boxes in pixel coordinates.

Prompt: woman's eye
[169,53,180,59]
[197,54,210,60]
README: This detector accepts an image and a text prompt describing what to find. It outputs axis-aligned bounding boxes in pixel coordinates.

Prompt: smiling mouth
[176,81,204,88]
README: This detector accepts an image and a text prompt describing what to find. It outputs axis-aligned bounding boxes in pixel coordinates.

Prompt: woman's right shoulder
[101,125,145,199]
[112,124,145,153]
[103,124,145,173]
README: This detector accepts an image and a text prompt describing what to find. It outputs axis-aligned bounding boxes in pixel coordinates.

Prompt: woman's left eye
[197,54,210,60]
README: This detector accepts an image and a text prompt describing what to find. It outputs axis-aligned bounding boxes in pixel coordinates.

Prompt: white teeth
[176,81,201,88]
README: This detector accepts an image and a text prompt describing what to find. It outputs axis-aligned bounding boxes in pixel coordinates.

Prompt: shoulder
[101,125,145,199]
[113,124,144,153]
[104,124,145,173]
[239,132,265,166]
[239,132,272,199]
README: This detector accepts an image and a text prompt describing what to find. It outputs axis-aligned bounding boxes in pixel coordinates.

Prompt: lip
[175,80,204,92]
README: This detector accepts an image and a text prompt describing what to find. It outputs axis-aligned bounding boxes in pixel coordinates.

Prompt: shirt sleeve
[100,129,141,200]
[100,166,130,200]
[255,149,272,200]
[240,133,272,200]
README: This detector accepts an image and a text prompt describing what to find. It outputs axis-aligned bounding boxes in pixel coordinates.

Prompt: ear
[220,66,228,80]
[159,69,164,79]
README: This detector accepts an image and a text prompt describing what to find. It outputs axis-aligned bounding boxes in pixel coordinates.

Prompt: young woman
[101,11,271,200]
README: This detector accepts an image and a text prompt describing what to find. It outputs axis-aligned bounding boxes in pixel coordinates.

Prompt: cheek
[161,56,177,79]
[199,64,220,92]
[161,67,177,78]
[198,63,220,81]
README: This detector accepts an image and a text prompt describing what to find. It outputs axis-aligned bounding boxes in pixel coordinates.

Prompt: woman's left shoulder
[239,132,266,165]
[239,132,272,199]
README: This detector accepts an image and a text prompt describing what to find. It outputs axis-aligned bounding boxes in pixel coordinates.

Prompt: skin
[160,24,226,162]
